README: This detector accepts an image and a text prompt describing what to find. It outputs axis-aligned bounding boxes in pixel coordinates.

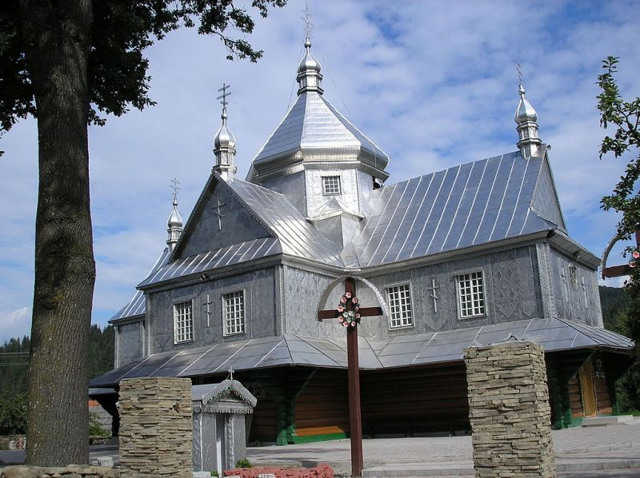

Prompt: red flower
[345,292,352,299]
[352,297,358,304]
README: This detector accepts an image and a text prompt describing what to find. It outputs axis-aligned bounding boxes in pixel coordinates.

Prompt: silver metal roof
[192,380,256,407]
[90,318,633,388]
[248,91,389,182]
[138,178,344,288]
[352,152,566,267]
[110,248,170,321]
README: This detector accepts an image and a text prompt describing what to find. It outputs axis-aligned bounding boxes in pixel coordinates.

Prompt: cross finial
[302,3,313,42]
[228,366,234,381]
[217,83,231,112]
[170,178,181,202]
[516,60,523,85]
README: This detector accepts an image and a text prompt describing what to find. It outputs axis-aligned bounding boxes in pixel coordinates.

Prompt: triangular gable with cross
[317,277,383,477]
[170,175,272,260]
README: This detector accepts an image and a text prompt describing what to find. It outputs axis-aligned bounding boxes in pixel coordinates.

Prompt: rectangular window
[173,300,193,343]
[386,284,413,328]
[223,291,245,336]
[457,271,486,318]
[322,175,341,195]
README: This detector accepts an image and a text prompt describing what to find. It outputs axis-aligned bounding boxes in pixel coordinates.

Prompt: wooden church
[90,36,634,444]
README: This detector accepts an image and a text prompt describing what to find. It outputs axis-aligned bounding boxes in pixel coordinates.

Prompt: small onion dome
[296,37,323,95]
[214,109,236,150]
[514,83,538,124]
[298,37,321,74]
[168,197,183,228]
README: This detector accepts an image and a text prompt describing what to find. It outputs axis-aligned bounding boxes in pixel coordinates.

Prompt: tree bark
[20,0,95,466]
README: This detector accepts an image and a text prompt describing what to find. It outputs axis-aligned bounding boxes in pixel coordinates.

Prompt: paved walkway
[2,419,639,476]
[246,418,640,477]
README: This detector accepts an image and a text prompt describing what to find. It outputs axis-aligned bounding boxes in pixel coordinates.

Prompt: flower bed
[223,463,334,478]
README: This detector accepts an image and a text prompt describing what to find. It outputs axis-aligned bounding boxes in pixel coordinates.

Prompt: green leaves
[597,57,640,241]
[0,0,287,131]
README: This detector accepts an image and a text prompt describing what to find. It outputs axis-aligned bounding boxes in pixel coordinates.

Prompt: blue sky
[1,0,640,343]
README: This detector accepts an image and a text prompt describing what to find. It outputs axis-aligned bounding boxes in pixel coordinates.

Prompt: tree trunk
[20,0,95,466]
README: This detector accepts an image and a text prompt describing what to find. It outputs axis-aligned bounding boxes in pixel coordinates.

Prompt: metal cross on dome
[217,83,231,110]
[302,3,313,38]
[170,177,181,200]
[317,277,383,477]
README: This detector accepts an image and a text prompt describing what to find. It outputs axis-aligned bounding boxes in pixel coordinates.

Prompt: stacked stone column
[464,341,555,477]
[119,377,192,477]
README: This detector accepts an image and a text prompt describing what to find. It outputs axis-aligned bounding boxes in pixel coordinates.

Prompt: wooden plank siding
[294,369,349,437]
[360,364,470,436]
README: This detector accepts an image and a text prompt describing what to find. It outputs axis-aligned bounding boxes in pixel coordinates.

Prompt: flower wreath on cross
[337,291,361,327]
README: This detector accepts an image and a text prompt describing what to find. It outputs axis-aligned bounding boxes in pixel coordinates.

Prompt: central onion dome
[247,37,389,184]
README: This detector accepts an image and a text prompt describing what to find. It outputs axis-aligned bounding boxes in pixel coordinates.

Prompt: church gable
[174,175,273,260]
[530,156,566,232]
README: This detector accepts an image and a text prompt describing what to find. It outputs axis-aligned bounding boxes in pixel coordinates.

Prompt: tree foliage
[597,57,640,411]
[597,56,640,240]
[0,0,285,466]
[1,0,287,133]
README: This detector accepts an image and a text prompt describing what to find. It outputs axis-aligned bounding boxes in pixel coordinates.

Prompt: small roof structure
[192,380,257,413]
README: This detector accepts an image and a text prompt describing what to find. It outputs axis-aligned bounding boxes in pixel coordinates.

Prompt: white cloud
[2,0,639,336]
[0,308,31,344]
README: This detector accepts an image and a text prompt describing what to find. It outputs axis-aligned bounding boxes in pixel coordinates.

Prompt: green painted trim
[290,432,347,444]
[568,417,583,428]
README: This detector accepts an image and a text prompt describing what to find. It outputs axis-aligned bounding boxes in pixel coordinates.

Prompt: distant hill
[0,324,114,398]
[599,286,630,332]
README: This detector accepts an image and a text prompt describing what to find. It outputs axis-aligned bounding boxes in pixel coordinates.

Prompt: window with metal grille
[456,271,486,318]
[223,291,245,336]
[386,284,413,328]
[173,300,193,343]
[322,175,341,195]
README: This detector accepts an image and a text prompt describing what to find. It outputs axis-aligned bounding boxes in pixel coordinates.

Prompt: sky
[1,0,640,343]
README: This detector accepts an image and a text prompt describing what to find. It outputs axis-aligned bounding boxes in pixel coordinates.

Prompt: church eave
[358,230,553,277]
[546,230,601,270]
[138,251,285,293]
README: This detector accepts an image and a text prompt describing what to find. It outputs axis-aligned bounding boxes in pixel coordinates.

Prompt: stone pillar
[464,341,555,478]
[119,377,192,478]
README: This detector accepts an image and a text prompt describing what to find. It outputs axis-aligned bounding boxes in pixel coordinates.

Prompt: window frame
[385,282,414,329]
[456,270,487,319]
[222,290,246,337]
[173,298,194,344]
[321,175,342,196]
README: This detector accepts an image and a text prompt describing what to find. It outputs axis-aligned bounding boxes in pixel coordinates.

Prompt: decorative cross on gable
[317,277,383,477]
[212,198,226,230]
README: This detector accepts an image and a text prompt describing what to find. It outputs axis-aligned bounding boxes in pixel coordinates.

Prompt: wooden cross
[317,277,383,477]
[602,228,640,279]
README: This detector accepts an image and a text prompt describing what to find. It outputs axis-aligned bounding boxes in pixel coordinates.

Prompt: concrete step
[582,415,636,427]
[362,463,474,477]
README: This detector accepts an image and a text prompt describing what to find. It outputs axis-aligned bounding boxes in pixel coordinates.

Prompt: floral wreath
[337,291,361,328]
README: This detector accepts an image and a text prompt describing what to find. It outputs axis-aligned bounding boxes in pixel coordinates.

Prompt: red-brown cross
[602,228,640,279]
[317,277,383,477]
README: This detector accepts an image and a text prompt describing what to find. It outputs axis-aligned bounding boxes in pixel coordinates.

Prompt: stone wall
[119,377,192,478]
[0,465,118,477]
[464,341,555,477]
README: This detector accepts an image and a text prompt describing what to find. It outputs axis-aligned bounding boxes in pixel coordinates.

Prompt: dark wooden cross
[317,277,383,477]
[602,228,640,279]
